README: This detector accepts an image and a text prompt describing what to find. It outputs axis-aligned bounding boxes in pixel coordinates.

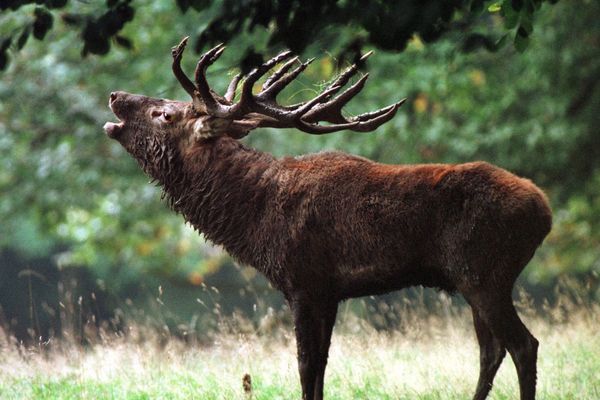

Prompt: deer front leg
[291,296,338,400]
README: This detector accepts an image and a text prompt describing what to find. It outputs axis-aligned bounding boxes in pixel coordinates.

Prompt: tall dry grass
[0,279,598,399]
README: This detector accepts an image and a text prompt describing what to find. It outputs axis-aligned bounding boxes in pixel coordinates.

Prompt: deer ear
[191,115,258,141]
[192,117,217,141]
[192,116,235,141]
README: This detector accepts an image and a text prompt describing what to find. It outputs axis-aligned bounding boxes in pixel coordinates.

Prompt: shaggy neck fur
[141,135,282,281]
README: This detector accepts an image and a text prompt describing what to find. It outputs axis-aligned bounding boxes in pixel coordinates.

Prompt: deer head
[104,37,405,177]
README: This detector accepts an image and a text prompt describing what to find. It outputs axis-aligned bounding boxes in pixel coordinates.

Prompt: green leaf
[511,0,524,11]
[46,0,67,8]
[0,36,12,52]
[520,14,534,35]
[517,25,530,38]
[0,51,8,71]
[514,29,530,52]
[488,1,503,12]
[33,7,54,40]
[176,0,190,12]
[114,35,132,49]
[494,33,509,51]
[470,0,485,13]
[62,13,82,26]
[17,28,30,50]
[501,3,520,29]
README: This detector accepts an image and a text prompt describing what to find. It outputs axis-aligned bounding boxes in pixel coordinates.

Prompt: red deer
[104,37,552,400]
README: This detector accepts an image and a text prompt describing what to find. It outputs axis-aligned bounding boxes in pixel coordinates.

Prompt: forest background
[0,0,598,344]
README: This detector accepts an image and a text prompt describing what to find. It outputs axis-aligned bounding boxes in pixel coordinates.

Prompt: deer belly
[336,262,452,299]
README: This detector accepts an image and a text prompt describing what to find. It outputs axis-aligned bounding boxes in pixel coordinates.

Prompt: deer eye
[151,109,174,124]
[162,111,172,122]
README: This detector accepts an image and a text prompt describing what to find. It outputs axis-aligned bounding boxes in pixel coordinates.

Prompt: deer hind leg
[505,313,538,400]
[471,309,507,400]
[469,292,539,400]
[313,303,337,400]
[291,297,338,400]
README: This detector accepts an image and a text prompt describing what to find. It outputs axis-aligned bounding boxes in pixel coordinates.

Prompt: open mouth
[103,120,124,138]
[104,93,125,138]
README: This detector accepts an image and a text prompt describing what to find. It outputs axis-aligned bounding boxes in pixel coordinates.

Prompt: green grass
[1,309,599,399]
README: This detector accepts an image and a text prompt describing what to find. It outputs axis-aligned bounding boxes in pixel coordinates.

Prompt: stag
[104,37,552,400]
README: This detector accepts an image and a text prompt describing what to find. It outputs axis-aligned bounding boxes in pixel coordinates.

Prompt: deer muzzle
[104,91,128,138]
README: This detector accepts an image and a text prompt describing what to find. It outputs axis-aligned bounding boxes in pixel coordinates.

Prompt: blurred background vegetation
[0,0,598,344]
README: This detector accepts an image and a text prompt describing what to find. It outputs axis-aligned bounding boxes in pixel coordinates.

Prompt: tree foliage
[1,0,560,71]
[1,0,598,298]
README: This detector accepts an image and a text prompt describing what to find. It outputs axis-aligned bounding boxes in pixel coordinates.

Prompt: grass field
[1,301,598,399]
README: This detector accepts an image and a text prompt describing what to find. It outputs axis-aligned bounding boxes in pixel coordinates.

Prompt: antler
[171,37,405,136]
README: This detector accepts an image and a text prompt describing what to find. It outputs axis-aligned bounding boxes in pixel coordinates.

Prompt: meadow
[1,291,598,400]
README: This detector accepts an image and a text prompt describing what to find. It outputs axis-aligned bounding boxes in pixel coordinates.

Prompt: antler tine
[257,50,294,77]
[224,73,242,102]
[349,99,406,132]
[171,37,197,98]
[300,51,375,122]
[262,56,300,91]
[292,99,404,135]
[285,55,371,113]
[302,74,369,123]
[259,58,314,101]
[326,64,358,91]
[240,83,341,126]
[239,51,295,102]
[360,50,374,62]
[254,114,360,134]
[192,43,227,112]
[194,43,226,82]
[294,119,360,135]
[354,98,406,121]
[318,50,372,93]
[297,99,404,134]
[293,85,342,116]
